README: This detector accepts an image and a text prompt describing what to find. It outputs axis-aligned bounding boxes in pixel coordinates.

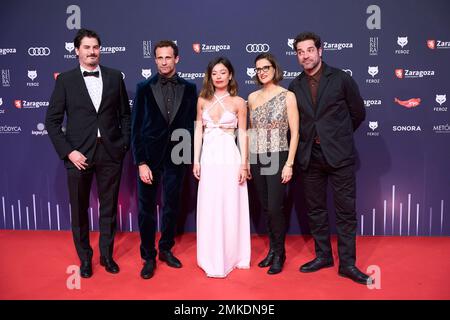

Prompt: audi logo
[246,43,270,53]
[28,47,51,56]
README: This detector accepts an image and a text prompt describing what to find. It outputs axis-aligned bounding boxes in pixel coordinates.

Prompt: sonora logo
[28,47,51,56]
[246,44,270,53]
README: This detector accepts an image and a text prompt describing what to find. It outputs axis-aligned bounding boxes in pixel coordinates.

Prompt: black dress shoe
[159,250,182,268]
[100,256,120,274]
[267,254,286,275]
[80,260,92,278]
[299,257,334,273]
[258,250,275,268]
[140,260,156,279]
[339,266,373,285]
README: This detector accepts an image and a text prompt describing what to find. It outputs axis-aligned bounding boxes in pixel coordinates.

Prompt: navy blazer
[288,62,365,170]
[131,74,197,169]
[45,65,131,168]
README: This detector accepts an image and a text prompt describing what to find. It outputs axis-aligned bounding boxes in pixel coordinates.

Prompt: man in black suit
[45,29,130,278]
[288,32,372,285]
[131,40,197,279]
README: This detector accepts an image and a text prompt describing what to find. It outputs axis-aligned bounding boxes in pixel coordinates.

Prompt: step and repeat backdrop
[0,0,449,235]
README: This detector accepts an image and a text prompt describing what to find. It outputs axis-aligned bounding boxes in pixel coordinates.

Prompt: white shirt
[80,65,103,136]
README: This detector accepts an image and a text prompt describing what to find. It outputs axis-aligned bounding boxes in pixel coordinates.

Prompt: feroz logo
[192,43,201,54]
[367,121,380,136]
[65,42,74,53]
[394,97,421,108]
[247,68,256,78]
[28,47,51,56]
[369,121,378,131]
[64,42,76,59]
[395,69,404,79]
[397,36,408,48]
[141,69,152,79]
[434,94,447,112]
[246,43,270,53]
[28,70,37,81]
[395,37,409,54]
[287,39,294,50]
[368,66,378,77]
[436,94,446,106]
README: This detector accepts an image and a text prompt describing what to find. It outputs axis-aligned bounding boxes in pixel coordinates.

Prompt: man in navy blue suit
[131,40,197,279]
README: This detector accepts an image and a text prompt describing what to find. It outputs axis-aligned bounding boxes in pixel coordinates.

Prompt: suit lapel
[98,65,108,113]
[170,83,185,124]
[150,76,169,122]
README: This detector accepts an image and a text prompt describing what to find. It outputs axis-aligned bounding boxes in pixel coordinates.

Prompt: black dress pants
[301,143,357,266]
[250,151,288,256]
[67,139,123,262]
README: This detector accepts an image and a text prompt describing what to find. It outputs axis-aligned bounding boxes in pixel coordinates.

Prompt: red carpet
[0,230,449,300]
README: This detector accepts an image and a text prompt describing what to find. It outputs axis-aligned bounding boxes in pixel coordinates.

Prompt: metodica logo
[0,125,22,134]
[433,124,450,133]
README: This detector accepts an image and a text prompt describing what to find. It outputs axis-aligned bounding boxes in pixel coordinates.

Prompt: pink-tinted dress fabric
[196,94,251,278]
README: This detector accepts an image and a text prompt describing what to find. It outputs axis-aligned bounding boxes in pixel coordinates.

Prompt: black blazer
[131,74,197,169]
[288,62,365,170]
[45,65,131,168]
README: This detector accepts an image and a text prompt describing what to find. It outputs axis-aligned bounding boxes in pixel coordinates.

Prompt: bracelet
[285,161,294,168]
